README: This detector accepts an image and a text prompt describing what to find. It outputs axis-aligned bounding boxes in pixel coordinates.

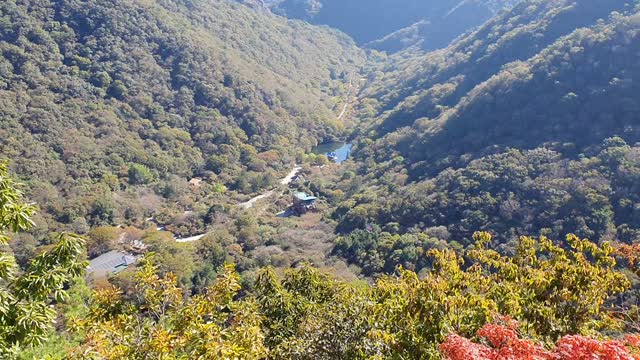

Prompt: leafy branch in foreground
[0,161,87,357]
[69,232,637,359]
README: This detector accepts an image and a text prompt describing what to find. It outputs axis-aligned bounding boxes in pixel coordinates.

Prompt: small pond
[312,142,353,164]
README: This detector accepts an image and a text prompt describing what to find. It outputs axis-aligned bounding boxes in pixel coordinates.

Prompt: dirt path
[238,190,275,210]
[337,79,354,120]
[337,99,350,120]
[239,165,301,209]
[175,165,302,242]
[279,165,303,185]
[175,234,206,243]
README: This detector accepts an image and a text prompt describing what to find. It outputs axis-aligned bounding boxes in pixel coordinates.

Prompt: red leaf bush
[440,323,640,360]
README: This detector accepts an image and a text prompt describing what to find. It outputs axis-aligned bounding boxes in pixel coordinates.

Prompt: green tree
[107,80,128,99]
[127,164,154,185]
[86,226,119,258]
[0,161,86,357]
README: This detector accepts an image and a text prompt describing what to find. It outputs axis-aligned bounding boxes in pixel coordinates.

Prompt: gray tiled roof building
[87,250,138,276]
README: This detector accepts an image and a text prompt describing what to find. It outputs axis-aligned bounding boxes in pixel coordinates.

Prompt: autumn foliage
[440,321,640,360]
[617,243,640,275]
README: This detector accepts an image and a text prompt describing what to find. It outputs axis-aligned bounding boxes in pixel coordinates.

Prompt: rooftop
[88,250,138,275]
[294,192,317,201]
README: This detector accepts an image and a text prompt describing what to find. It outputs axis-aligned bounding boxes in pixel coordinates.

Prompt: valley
[2,0,640,358]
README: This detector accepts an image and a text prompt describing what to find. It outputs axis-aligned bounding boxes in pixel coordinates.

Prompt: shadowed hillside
[334,0,640,247]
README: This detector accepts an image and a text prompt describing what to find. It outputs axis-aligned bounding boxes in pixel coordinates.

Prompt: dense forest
[0,0,364,235]
[3,0,640,358]
[334,0,640,253]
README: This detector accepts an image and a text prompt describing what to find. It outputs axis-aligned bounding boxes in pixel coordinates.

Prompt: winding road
[238,165,302,209]
[175,165,302,243]
[175,79,354,243]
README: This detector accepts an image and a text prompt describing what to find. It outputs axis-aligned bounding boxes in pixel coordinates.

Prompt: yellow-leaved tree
[73,259,266,359]
[370,232,630,358]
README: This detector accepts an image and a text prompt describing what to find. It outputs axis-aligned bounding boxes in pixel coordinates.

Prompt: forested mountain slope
[0,0,364,230]
[272,0,516,52]
[360,0,633,136]
[6,1,640,358]
[335,0,640,249]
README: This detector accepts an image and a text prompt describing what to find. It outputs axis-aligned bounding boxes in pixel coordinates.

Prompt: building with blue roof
[293,192,317,214]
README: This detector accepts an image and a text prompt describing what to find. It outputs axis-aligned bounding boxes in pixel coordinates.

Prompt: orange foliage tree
[440,320,640,360]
